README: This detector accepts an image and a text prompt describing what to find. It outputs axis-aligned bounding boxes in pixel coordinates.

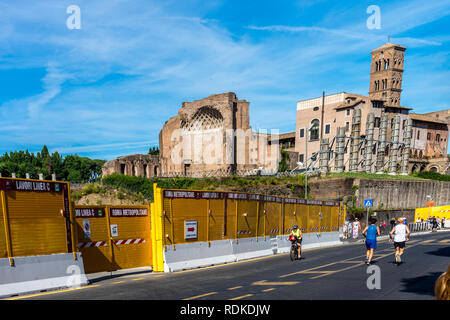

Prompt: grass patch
[86,170,448,203]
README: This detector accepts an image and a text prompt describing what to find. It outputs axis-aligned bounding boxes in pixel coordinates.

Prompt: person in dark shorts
[362,217,380,265]
[389,218,411,264]
[289,225,303,260]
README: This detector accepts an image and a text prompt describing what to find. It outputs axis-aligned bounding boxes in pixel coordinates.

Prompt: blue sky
[0,0,449,160]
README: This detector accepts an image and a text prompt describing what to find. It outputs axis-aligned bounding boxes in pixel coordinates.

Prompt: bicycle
[289,235,302,261]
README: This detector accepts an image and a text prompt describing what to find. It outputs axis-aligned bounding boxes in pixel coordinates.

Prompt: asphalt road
[9,231,450,300]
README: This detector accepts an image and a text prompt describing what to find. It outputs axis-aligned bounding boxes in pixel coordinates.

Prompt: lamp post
[426,195,433,230]
[305,123,315,200]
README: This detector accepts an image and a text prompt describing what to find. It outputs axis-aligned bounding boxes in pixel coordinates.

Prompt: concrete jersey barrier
[0,252,88,298]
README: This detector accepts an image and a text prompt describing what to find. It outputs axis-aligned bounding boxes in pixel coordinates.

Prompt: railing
[408,222,428,232]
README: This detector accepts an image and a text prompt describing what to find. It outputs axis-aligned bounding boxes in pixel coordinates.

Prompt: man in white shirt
[389,218,411,265]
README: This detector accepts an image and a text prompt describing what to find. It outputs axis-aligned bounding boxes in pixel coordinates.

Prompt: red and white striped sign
[78,241,107,248]
[114,238,146,245]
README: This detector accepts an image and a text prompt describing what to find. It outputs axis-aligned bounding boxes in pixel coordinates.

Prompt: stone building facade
[102,154,160,178]
[409,113,448,158]
[102,43,449,178]
[294,42,449,174]
[368,43,406,107]
[159,92,278,177]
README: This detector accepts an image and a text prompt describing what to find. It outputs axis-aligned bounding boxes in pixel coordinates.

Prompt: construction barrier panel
[151,184,344,272]
[75,205,152,274]
[415,204,450,221]
[0,177,88,298]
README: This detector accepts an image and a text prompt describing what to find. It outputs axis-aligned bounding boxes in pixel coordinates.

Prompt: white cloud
[0,0,448,159]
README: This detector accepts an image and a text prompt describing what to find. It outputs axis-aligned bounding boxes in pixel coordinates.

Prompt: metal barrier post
[207,200,210,247]
[170,199,175,251]
[306,204,310,233]
[235,201,238,244]
[263,207,266,241]
[279,201,283,236]
[152,183,165,272]
[256,201,259,241]
[1,190,14,266]
[67,183,78,261]
[105,206,115,265]
[319,206,322,235]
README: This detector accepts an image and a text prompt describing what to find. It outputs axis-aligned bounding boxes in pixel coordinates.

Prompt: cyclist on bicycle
[289,225,303,260]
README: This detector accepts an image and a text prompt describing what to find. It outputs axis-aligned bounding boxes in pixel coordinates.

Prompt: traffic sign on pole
[364,199,374,208]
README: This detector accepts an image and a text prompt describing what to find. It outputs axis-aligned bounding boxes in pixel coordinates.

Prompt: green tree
[278,149,290,172]
[148,146,160,155]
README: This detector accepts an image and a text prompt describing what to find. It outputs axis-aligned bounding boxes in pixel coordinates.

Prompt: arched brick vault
[181,106,224,132]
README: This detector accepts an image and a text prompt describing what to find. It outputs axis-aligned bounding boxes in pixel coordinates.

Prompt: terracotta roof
[268,132,296,141]
[384,104,413,110]
[423,110,450,119]
[335,99,365,110]
[409,113,448,125]
[371,43,406,53]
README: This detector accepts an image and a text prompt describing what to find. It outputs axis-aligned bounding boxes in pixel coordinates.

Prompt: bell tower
[369,43,406,106]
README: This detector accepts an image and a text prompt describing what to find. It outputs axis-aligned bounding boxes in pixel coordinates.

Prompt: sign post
[364,199,374,228]
[426,198,434,227]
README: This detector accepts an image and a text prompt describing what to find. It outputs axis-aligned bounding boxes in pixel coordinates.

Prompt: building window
[427,133,431,140]
[373,101,384,108]
[436,134,441,142]
[313,107,319,111]
[374,117,380,128]
[345,122,350,132]
[346,109,350,116]
[299,154,304,163]
[299,128,305,138]
[310,119,320,141]
[417,131,420,139]
[325,124,330,135]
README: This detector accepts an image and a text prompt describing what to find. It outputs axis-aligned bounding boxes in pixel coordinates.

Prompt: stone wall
[308,177,450,210]
[102,154,160,178]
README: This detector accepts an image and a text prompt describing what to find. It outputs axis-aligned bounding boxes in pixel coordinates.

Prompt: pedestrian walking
[343,220,349,239]
[432,216,438,232]
[389,218,411,265]
[362,217,381,265]
[380,220,387,235]
[352,218,360,239]
[347,220,353,239]
[390,217,396,231]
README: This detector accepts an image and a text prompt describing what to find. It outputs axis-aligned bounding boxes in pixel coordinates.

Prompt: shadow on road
[399,272,441,297]
[425,246,450,258]
[88,270,154,284]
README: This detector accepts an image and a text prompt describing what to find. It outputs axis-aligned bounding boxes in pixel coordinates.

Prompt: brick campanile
[368,43,406,106]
